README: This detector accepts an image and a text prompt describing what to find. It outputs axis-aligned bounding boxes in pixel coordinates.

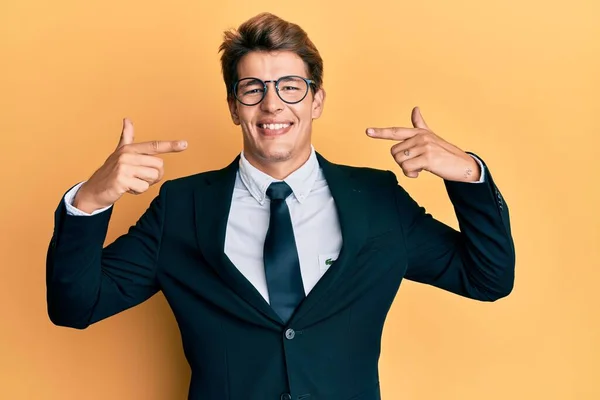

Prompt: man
[46,12,515,400]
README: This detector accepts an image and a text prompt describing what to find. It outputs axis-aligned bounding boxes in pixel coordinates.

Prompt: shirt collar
[238,146,319,205]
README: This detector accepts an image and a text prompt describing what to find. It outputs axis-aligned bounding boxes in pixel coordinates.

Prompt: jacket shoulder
[329,161,397,187]
[161,158,238,191]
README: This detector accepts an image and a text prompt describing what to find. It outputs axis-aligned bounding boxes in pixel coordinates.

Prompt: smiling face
[227,50,325,176]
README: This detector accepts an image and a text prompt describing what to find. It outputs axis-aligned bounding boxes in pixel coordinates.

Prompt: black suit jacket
[46,152,515,400]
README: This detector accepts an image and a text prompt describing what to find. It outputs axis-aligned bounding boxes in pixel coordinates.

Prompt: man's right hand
[73,118,188,214]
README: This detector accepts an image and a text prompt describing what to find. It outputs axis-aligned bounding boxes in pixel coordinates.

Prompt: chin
[258,147,294,163]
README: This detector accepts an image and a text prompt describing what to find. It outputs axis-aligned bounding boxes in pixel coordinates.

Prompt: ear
[311,87,326,120]
[228,97,241,125]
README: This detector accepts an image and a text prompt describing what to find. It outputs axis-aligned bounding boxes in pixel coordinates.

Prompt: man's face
[228,51,325,168]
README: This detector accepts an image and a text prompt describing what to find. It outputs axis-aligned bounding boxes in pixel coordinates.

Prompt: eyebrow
[238,76,307,83]
[238,78,262,88]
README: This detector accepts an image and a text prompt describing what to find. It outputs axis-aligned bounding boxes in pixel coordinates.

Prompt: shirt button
[285,328,295,340]
[280,393,292,400]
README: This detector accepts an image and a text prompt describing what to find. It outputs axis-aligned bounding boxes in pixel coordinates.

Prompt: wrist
[464,157,481,182]
[73,186,104,214]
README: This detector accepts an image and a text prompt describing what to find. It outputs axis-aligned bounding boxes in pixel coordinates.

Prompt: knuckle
[117,152,130,165]
[152,141,160,151]
[115,162,128,176]
[426,131,438,141]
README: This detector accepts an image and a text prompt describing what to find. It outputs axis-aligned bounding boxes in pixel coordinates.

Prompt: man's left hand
[366,107,481,182]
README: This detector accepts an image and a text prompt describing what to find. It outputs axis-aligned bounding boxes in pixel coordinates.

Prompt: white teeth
[260,123,290,130]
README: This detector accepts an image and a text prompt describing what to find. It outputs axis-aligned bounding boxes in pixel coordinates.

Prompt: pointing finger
[366,127,420,141]
[131,140,188,155]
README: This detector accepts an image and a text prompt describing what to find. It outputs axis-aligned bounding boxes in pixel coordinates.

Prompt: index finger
[131,140,188,155]
[366,127,419,141]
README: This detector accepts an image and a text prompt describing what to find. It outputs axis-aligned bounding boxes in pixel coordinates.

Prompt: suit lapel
[194,156,283,325]
[193,152,371,327]
[291,152,370,325]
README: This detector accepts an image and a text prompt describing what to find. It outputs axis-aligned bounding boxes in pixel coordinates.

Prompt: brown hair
[218,12,323,100]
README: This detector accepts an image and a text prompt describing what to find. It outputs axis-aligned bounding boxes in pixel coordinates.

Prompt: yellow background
[1,0,599,398]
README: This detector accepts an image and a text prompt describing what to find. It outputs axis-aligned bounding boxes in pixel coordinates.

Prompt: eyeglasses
[232,75,315,106]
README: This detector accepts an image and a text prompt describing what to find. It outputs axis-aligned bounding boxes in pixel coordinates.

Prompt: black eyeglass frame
[232,75,316,106]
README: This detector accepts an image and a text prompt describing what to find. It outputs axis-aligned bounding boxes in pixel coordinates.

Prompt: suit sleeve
[46,182,169,329]
[395,154,515,301]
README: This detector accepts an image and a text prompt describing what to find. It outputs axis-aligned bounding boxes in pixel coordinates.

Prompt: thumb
[117,118,135,148]
[411,107,429,130]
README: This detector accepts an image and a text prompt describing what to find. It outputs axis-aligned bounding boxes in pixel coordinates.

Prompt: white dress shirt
[224,148,342,302]
[63,147,485,303]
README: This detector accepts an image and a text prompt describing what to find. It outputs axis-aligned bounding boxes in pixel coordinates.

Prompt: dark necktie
[263,181,305,323]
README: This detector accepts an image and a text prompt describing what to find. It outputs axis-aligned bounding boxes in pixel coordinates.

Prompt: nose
[260,81,284,113]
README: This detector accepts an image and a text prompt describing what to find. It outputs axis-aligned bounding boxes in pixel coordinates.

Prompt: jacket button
[281,393,292,400]
[285,328,295,340]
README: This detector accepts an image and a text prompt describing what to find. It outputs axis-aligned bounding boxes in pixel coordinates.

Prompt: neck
[245,148,312,180]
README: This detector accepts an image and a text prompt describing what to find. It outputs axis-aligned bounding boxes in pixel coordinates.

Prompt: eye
[236,78,265,97]
[278,77,305,92]
[243,88,264,95]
